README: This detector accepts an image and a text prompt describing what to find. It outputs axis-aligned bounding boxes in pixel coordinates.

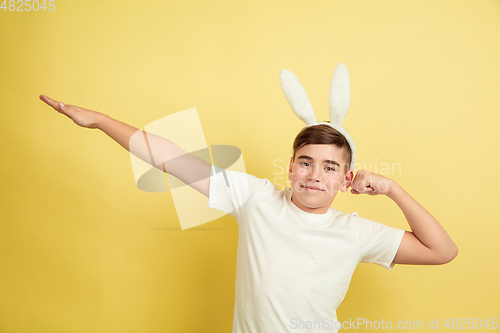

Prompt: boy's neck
[290,193,333,215]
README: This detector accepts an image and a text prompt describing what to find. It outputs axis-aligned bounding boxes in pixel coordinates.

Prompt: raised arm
[350,169,458,265]
[39,95,212,197]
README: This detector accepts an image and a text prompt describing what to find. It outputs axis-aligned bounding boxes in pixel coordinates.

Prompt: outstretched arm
[350,169,458,265]
[39,95,212,197]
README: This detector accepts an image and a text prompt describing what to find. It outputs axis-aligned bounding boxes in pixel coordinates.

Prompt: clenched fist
[350,169,395,196]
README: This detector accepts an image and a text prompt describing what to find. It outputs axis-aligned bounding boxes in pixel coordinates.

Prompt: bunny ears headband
[280,62,356,171]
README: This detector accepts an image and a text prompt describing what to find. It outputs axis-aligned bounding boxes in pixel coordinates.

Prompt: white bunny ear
[329,63,351,126]
[280,69,318,126]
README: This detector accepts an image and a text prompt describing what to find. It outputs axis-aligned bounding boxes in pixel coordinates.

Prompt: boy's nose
[308,164,321,180]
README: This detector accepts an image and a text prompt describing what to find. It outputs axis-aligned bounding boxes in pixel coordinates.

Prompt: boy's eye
[299,162,335,171]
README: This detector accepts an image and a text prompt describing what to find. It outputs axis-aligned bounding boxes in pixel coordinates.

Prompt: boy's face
[288,144,354,214]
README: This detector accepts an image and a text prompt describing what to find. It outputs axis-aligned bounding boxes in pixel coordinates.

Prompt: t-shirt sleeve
[207,165,269,218]
[352,213,406,270]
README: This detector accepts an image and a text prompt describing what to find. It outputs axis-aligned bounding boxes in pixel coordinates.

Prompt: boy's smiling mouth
[301,185,324,192]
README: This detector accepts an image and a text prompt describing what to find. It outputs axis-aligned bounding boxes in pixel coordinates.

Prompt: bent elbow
[438,245,458,264]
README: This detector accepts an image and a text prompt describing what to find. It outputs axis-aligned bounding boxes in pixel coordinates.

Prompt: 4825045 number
[1,0,55,11]
[443,318,498,330]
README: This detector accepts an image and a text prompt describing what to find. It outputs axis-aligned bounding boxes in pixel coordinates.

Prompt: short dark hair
[292,123,352,174]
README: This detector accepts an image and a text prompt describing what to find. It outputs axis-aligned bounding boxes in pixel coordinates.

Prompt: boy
[39,93,457,332]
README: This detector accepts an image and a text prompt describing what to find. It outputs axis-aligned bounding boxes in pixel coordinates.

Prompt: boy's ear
[288,157,294,181]
[340,170,354,192]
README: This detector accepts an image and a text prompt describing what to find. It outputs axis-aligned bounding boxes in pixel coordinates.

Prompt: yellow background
[1,0,499,332]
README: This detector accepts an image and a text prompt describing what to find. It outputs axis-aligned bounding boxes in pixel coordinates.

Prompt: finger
[351,170,365,184]
[40,95,61,111]
[358,184,369,193]
[360,183,374,194]
[351,172,360,188]
[58,102,74,118]
[353,174,367,192]
[365,182,375,193]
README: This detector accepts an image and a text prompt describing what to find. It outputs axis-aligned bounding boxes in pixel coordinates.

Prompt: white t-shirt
[208,165,406,333]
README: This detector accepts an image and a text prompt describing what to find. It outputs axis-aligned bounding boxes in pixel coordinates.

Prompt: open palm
[39,95,103,129]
